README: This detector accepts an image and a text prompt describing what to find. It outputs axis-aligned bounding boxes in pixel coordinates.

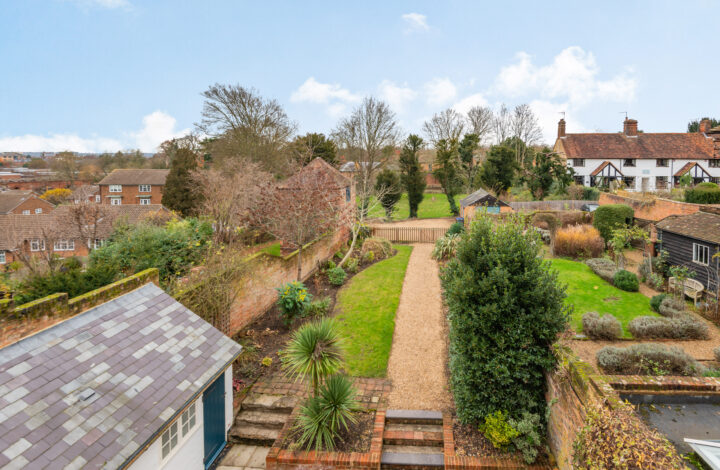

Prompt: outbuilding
[460,188,512,221]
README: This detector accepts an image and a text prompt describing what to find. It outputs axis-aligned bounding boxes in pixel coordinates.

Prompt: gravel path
[386,243,452,411]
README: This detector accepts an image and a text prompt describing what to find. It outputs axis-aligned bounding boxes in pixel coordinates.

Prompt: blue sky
[1,0,718,152]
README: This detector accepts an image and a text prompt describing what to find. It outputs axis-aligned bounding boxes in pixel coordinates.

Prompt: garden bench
[668,277,704,305]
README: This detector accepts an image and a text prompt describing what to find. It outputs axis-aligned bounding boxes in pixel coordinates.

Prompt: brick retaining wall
[598,192,704,222]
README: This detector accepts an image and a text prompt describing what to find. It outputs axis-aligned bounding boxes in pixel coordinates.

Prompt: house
[72,184,101,204]
[460,188,512,220]
[0,282,242,469]
[0,190,55,215]
[98,169,170,205]
[0,204,170,265]
[656,210,720,293]
[554,118,720,191]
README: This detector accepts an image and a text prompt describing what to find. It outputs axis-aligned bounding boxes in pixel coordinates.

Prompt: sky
[1,0,718,153]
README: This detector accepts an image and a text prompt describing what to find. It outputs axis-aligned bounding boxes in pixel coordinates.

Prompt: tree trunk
[338,227,358,268]
[297,244,303,281]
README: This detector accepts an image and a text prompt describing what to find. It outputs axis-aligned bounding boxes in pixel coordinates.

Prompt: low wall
[598,192,703,222]
[0,268,159,348]
[509,200,592,212]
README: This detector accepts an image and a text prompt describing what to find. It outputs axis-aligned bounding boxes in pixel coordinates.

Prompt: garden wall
[509,200,592,212]
[598,193,702,222]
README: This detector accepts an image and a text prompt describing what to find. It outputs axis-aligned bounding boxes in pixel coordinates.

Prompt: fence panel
[369,226,447,243]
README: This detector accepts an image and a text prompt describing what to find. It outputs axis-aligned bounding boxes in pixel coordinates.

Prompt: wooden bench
[668,277,704,305]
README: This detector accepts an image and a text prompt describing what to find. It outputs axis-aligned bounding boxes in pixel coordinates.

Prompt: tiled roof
[0,190,44,214]
[277,158,351,189]
[72,185,99,199]
[98,169,170,186]
[561,133,717,160]
[460,189,509,208]
[657,211,720,244]
[0,283,242,469]
[673,162,710,177]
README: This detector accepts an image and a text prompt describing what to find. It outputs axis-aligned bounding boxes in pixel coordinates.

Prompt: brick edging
[604,374,720,392]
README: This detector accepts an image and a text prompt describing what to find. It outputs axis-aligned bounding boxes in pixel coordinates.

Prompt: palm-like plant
[280,318,345,396]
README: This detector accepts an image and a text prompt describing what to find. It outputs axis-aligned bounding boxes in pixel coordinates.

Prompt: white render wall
[568,158,720,191]
[128,367,234,470]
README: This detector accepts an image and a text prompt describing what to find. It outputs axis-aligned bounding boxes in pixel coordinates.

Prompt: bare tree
[466,106,494,144]
[2,216,65,274]
[196,84,297,175]
[156,134,201,168]
[492,104,512,144]
[66,203,116,253]
[422,108,466,146]
[192,160,272,243]
[508,104,544,166]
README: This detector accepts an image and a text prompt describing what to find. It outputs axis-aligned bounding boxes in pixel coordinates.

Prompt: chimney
[557,119,566,138]
[699,119,712,134]
[623,118,638,137]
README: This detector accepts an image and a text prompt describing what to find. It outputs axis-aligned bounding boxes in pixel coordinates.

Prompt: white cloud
[452,93,489,114]
[401,13,429,33]
[291,77,360,105]
[424,77,457,106]
[378,80,417,112]
[64,0,132,10]
[0,110,189,153]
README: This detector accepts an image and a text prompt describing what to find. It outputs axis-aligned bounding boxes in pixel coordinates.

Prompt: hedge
[592,204,634,242]
[685,184,720,204]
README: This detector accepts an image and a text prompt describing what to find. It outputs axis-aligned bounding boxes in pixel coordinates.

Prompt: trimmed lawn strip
[334,245,413,377]
[549,258,659,338]
[365,193,467,220]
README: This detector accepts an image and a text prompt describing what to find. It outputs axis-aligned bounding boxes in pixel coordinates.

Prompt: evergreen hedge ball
[592,204,634,242]
[613,270,639,292]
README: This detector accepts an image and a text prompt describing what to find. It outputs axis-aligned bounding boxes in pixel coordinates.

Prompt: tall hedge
[685,183,720,204]
[592,204,634,242]
[441,215,570,423]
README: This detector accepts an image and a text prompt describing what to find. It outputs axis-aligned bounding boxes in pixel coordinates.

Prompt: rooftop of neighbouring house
[278,157,351,189]
[656,210,720,244]
[71,184,99,199]
[0,283,242,469]
[0,190,49,214]
[98,169,170,186]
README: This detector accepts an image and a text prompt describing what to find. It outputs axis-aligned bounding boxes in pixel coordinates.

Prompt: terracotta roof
[0,190,45,214]
[657,211,720,244]
[673,162,710,177]
[560,132,716,160]
[277,158,351,189]
[590,161,623,176]
[98,169,170,185]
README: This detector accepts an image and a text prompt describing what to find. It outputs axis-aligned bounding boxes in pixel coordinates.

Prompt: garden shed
[460,188,512,220]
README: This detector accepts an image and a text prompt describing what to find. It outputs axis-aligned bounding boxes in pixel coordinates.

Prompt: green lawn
[365,193,467,220]
[549,258,659,338]
[334,245,412,377]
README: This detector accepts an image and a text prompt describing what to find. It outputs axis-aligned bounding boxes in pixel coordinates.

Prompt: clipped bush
[361,250,375,264]
[531,212,558,232]
[582,186,600,201]
[659,296,686,318]
[628,315,709,340]
[432,233,461,260]
[596,343,704,376]
[585,258,617,283]
[360,237,392,260]
[592,204,634,242]
[685,184,720,204]
[446,221,465,236]
[276,281,312,327]
[327,266,347,286]
[553,225,604,259]
[581,312,622,340]
[480,411,518,450]
[650,293,667,312]
[613,269,639,291]
[305,297,331,317]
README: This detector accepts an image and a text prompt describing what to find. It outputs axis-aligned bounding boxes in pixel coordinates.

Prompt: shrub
[596,343,704,376]
[553,225,604,259]
[442,215,570,423]
[650,293,667,312]
[360,237,392,260]
[446,222,465,236]
[305,297,331,317]
[685,185,720,204]
[345,257,359,273]
[531,212,558,232]
[582,186,600,201]
[261,357,273,367]
[432,233,461,260]
[276,281,312,327]
[592,204,634,242]
[573,402,683,469]
[584,258,617,283]
[613,269,639,291]
[659,296,686,317]
[480,411,518,450]
[509,412,543,464]
[628,315,709,340]
[325,259,336,270]
[327,266,347,286]
[361,250,374,264]
[14,263,119,305]
[581,312,621,340]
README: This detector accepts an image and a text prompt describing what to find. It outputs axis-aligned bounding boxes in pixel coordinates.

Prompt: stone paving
[217,444,269,470]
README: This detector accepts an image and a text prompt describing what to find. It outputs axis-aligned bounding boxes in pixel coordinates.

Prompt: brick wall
[0,180,88,192]
[99,184,164,205]
[598,192,703,222]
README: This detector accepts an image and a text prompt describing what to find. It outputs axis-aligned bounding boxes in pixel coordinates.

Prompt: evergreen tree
[290,133,338,166]
[433,138,462,216]
[398,135,426,218]
[458,133,480,192]
[162,148,200,216]
[522,149,574,200]
[477,145,517,194]
[374,169,402,219]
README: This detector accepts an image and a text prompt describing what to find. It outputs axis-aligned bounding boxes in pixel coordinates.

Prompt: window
[109,184,122,192]
[573,175,584,185]
[0,252,5,264]
[623,159,636,167]
[30,240,45,252]
[573,159,585,167]
[656,176,668,189]
[35,208,42,214]
[710,160,720,168]
[22,210,30,215]
[345,187,351,202]
[181,403,197,436]
[110,197,121,205]
[623,176,636,188]
[161,422,178,459]
[693,243,710,266]
[656,159,669,167]
[161,402,197,461]
[140,198,151,205]
[139,184,151,192]
[53,240,75,251]
[95,195,101,203]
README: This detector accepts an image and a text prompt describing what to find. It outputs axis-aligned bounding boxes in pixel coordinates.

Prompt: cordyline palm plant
[280,318,345,397]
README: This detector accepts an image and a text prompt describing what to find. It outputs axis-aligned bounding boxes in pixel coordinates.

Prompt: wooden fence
[370,226,447,243]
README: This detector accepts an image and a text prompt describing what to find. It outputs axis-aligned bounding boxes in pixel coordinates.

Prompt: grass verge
[365,193,467,220]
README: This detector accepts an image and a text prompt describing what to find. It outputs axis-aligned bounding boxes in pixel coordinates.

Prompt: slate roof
[98,169,170,186]
[561,132,717,160]
[0,190,49,214]
[656,211,720,245]
[277,157,350,189]
[0,283,242,469]
[460,189,508,209]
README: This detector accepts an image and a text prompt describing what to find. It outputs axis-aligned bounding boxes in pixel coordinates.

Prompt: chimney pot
[699,119,712,134]
[623,118,638,137]
[557,119,566,138]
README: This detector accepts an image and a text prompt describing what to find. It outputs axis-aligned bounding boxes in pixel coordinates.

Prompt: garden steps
[240,393,297,413]
[381,410,445,469]
[234,410,288,429]
[228,393,294,447]
[228,425,279,446]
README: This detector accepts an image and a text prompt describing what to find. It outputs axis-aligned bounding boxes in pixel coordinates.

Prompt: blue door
[203,374,226,468]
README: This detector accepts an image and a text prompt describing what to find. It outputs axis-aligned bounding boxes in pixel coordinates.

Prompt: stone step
[235,409,289,429]
[382,445,444,455]
[385,409,443,426]
[383,429,443,447]
[385,423,443,433]
[228,425,279,446]
[241,393,296,414]
[381,451,444,469]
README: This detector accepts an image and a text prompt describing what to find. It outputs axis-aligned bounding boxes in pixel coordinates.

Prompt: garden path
[386,243,452,411]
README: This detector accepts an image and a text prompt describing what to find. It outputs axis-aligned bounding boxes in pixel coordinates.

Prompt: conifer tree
[162,148,200,216]
[398,135,426,218]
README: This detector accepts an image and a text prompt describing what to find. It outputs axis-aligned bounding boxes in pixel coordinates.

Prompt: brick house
[0,190,55,215]
[71,184,100,204]
[554,118,720,191]
[98,169,170,205]
[0,204,170,265]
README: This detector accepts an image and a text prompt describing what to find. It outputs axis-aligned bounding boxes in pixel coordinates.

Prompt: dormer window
[623,159,636,167]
